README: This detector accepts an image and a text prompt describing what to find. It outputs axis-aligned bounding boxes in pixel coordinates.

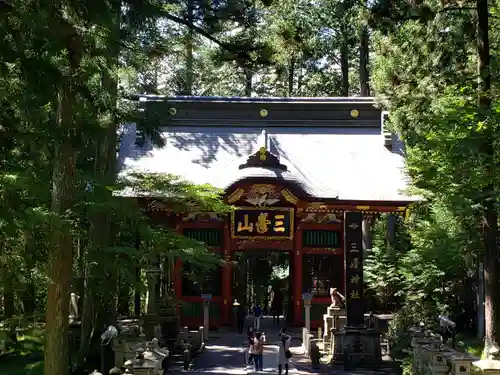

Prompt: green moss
[456,334,483,359]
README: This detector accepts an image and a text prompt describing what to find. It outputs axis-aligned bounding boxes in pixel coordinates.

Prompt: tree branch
[161,11,254,62]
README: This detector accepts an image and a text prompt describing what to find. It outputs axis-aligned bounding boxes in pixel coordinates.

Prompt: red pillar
[293,226,303,326]
[221,225,232,325]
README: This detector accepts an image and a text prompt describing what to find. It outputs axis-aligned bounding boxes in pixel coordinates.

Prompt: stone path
[170,316,398,375]
[178,332,305,375]
[169,316,302,374]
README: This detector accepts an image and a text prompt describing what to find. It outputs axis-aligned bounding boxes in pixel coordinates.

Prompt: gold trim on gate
[281,189,298,205]
[227,188,244,203]
[356,205,370,210]
[230,206,295,240]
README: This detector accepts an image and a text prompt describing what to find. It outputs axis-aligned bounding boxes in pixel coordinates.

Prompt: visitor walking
[233,299,239,326]
[253,303,263,330]
[247,327,256,366]
[236,302,246,334]
[254,331,265,371]
[277,328,292,375]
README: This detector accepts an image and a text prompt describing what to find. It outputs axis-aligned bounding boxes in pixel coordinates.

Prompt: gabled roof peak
[238,145,288,172]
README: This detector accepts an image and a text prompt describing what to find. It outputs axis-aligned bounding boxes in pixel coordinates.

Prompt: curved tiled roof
[117,124,413,201]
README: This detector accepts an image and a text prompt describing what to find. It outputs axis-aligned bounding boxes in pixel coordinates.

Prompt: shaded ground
[0,328,44,375]
[0,353,44,375]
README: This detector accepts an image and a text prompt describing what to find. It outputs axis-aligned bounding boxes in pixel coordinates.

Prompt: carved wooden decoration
[299,212,342,223]
[227,188,244,203]
[244,184,281,206]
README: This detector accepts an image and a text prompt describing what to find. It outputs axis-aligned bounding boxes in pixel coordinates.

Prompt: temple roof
[118,96,414,202]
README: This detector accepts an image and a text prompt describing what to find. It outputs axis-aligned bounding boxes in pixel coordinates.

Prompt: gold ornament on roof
[350,109,359,118]
[169,107,177,115]
[259,147,267,161]
[260,109,268,117]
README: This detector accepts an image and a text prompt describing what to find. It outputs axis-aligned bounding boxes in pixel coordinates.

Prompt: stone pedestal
[445,353,474,375]
[305,305,311,331]
[410,331,433,373]
[302,328,309,354]
[143,314,157,341]
[473,359,500,375]
[332,328,344,363]
[336,315,347,331]
[113,341,128,369]
[328,306,343,318]
[422,345,449,375]
[339,327,381,370]
[324,307,344,345]
[323,315,334,343]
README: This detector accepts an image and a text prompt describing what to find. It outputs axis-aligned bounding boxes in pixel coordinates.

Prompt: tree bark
[477,0,500,355]
[288,57,295,97]
[244,67,253,97]
[340,25,349,96]
[134,266,142,317]
[79,2,120,365]
[44,140,78,375]
[359,24,370,96]
[184,0,194,95]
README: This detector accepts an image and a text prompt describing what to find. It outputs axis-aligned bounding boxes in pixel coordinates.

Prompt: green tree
[370,0,500,353]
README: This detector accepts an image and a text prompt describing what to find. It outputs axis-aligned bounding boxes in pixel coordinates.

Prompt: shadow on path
[188,333,247,375]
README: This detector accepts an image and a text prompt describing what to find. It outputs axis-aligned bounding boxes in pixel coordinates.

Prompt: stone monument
[337,211,381,370]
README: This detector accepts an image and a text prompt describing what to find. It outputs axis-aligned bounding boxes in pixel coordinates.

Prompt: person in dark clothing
[271,289,283,325]
[236,304,246,333]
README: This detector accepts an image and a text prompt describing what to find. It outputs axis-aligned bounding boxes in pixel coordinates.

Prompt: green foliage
[400,356,413,375]
[367,0,500,355]
[365,215,407,310]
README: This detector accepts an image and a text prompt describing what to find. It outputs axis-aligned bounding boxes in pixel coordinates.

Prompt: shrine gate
[118,96,415,329]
